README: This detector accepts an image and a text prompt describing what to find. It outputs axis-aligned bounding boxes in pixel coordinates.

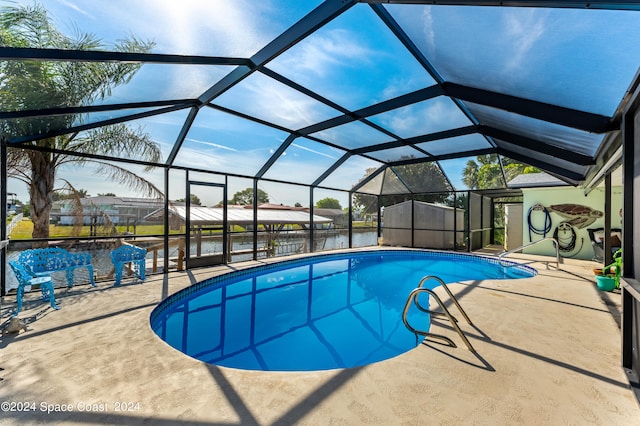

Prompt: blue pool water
[150,250,536,371]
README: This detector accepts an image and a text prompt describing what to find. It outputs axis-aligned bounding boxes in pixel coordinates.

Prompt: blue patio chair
[8,260,60,316]
[110,244,147,286]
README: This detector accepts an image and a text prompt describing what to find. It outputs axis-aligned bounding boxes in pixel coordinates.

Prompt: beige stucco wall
[521,186,623,260]
[504,203,523,251]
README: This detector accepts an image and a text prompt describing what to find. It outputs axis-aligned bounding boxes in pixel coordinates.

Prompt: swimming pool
[150,250,536,371]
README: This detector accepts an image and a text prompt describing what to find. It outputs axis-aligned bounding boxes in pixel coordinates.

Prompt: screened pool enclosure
[2,0,640,397]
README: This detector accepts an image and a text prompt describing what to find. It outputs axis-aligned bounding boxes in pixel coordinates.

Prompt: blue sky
[6,1,640,206]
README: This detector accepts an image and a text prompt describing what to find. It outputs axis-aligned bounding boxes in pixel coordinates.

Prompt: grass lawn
[9,220,170,239]
[9,219,374,239]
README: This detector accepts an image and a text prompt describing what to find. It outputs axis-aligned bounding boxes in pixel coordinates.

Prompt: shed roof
[507,172,569,188]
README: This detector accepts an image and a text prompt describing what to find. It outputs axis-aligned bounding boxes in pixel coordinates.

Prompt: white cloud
[50,0,274,57]
[290,143,339,160]
[175,147,225,169]
[421,6,436,57]
[217,73,337,129]
[273,29,375,79]
[186,138,238,152]
[502,9,548,72]
[138,0,264,56]
[377,98,467,137]
[54,0,95,20]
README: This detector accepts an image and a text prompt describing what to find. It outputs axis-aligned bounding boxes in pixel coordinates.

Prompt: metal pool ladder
[402,276,476,353]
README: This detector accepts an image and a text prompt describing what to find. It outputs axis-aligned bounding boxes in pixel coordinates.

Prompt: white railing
[499,237,560,270]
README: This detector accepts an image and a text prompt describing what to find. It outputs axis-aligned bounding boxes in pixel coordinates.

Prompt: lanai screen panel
[320,155,384,191]
[438,156,492,191]
[357,172,386,196]
[309,120,392,150]
[465,102,605,157]
[2,107,166,143]
[173,108,289,176]
[262,137,347,184]
[385,4,640,116]
[265,4,436,111]
[94,64,234,106]
[495,139,589,179]
[4,0,640,199]
[68,109,192,162]
[365,146,428,164]
[415,134,492,157]
[382,169,414,195]
[366,97,475,140]
[41,0,323,58]
[213,72,342,130]
[390,163,452,194]
[2,60,234,111]
[258,181,310,209]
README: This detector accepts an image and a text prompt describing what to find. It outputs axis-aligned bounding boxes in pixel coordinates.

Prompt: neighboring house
[311,208,347,228]
[50,196,165,226]
[6,192,22,215]
[144,203,333,231]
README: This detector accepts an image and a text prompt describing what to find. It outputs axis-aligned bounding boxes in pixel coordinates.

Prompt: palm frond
[1,2,154,108]
[61,180,119,238]
[59,180,86,239]
[0,3,58,48]
[92,161,164,200]
[67,124,162,166]
[1,1,157,240]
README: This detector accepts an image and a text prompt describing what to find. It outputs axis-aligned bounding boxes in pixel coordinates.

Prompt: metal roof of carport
[146,206,333,226]
[2,0,639,195]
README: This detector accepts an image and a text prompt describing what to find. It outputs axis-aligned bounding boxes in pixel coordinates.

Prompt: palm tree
[0,2,162,240]
[462,154,539,190]
[462,159,480,189]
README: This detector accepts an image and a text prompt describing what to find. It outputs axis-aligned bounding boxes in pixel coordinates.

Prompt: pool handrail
[498,237,560,271]
[414,275,474,326]
[402,276,476,353]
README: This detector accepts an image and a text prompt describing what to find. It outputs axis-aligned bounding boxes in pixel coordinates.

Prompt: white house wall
[59,215,121,225]
[522,186,623,260]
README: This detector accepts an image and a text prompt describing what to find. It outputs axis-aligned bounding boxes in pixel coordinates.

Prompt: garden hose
[527,203,552,242]
[553,222,584,257]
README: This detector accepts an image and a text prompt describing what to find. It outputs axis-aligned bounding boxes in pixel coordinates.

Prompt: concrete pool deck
[1,248,638,425]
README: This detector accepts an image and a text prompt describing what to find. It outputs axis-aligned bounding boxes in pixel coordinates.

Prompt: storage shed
[382,201,464,249]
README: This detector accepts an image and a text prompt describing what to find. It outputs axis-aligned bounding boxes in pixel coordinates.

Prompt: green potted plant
[595,249,622,292]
